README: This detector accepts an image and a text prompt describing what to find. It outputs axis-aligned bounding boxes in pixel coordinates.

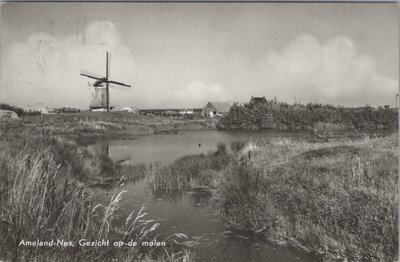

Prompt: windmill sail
[81,52,131,112]
[110,84,131,92]
[81,70,103,80]
[109,80,131,87]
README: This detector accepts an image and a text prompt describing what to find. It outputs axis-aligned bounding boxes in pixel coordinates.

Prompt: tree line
[217,100,398,130]
[0,104,83,116]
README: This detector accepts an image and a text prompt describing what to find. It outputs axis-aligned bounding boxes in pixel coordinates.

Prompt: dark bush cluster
[217,100,398,130]
[53,107,83,114]
[0,103,25,116]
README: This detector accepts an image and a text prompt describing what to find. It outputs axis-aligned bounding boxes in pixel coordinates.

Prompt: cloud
[1,19,228,110]
[1,29,396,109]
[256,35,397,106]
[173,82,227,108]
[1,20,136,108]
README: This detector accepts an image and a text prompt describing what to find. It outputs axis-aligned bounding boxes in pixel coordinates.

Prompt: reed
[147,143,231,192]
[0,138,193,261]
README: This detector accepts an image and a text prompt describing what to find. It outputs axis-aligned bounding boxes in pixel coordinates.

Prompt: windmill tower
[81,52,131,112]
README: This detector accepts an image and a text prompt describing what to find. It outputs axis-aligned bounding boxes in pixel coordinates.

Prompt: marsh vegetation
[140,133,398,261]
[219,136,398,261]
[0,136,193,261]
[0,114,397,261]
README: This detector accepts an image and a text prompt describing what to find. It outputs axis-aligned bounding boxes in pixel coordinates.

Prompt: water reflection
[91,130,324,262]
[92,141,133,164]
[92,174,321,262]
[103,130,309,166]
[152,189,184,203]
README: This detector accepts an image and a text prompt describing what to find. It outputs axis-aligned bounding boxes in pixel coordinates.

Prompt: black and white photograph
[0,2,398,261]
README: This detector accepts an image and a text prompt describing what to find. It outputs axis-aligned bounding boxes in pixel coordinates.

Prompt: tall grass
[147,143,230,192]
[219,135,398,261]
[0,138,193,261]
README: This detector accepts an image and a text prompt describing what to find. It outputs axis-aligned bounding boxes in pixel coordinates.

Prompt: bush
[217,100,397,130]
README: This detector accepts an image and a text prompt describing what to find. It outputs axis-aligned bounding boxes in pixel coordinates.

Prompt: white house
[202,102,232,118]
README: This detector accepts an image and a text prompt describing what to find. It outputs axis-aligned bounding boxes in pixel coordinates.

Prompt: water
[94,130,321,262]
[94,181,320,262]
[105,130,308,166]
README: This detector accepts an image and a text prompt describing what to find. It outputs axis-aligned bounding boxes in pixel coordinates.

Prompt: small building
[39,106,49,114]
[0,109,19,120]
[91,108,108,112]
[248,96,267,106]
[113,105,138,113]
[27,104,49,114]
[202,102,232,118]
[164,110,180,117]
[121,107,138,113]
[179,109,194,115]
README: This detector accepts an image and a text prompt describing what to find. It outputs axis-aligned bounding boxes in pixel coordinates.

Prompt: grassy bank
[146,142,231,193]
[219,136,398,261]
[2,112,217,145]
[146,134,398,261]
[0,136,193,261]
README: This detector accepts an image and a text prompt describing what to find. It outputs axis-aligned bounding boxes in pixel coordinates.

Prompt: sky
[1,3,398,109]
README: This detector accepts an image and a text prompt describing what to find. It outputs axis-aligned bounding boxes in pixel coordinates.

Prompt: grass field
[1,112,217,146]
[0,114,397,261]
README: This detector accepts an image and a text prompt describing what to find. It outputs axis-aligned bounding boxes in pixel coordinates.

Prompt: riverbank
[222,135,398,261]
[0,134,195,261]
[145,134,398,261]
[2,112,218,145]
[0,115,397,261]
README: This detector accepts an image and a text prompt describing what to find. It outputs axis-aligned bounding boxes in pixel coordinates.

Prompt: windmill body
[81,52,131,112]
[90,86,109,110]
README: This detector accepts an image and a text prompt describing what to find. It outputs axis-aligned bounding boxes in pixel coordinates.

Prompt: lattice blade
[110,84,131,92]
[80,70,104,80]
[109,80,131,88]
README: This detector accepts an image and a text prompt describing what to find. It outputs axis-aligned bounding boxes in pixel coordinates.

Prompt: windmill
[81,52,131,112]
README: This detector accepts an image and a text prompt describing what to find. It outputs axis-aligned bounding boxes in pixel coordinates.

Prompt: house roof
[250,96,267,104]
[0,109,19,120]
[208,102,232,113]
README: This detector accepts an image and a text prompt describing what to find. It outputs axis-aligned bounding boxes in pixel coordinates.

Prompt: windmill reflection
[93,141,133,164]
